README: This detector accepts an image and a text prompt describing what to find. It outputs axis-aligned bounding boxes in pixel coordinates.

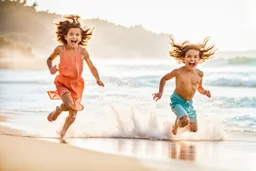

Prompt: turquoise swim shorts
[170,92,197,122]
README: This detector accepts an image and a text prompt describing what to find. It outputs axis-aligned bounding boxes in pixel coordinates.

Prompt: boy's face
[65,28,82,48]
[183,49,200,71]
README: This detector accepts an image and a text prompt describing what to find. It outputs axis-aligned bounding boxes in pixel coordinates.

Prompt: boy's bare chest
[178,74,201,85]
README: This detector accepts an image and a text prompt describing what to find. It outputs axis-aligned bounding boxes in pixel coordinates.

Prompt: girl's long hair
[55,15,93,46]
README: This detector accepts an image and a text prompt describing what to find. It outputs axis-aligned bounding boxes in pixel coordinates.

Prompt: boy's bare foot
[172,124,178,135]
[47,106,61,122]
[172,118,179,135]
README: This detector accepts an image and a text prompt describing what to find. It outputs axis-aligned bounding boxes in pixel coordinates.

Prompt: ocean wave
[223,128,256,134]
[2,76,255,88]
[2,107,256,141]
[203,96,256,108]
[223,115,256,125]
[105,75,256,88]
[221,114,256,134]
[0,80,51,85]
[1,70,256,88]
[227,57,256,65]
[206,78,256,87]
[0,106,226,141]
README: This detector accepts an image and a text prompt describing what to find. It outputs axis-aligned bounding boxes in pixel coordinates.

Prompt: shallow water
[1,58,256,171]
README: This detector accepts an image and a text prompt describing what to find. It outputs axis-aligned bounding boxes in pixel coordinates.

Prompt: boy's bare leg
[189,122,198,133]
[172,116,190,135]
[59,110,77,139]
[172,117,179,135]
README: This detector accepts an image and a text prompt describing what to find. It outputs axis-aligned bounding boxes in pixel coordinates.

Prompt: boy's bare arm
[153,69,178,101]
[158,69,178,94]
[197,79,206,95]
[197,70,205,94]
[197,71,211,97]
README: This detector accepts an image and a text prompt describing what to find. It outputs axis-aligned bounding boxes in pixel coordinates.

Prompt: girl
[47,15,104,139]
[153,35,215,135]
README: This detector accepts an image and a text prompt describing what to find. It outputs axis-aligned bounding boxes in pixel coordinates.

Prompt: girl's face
[183,49,200,71]
[65,28,82,48]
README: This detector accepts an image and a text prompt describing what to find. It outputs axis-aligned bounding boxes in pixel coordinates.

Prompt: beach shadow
[168,141,196,161]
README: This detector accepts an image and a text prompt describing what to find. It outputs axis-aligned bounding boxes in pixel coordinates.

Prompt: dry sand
[0,135,150,171]
[0,115,150,171]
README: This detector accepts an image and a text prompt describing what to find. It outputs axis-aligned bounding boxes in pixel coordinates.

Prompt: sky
[26,0,256,51]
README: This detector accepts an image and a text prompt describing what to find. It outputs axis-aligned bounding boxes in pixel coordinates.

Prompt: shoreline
[1,118,256,171]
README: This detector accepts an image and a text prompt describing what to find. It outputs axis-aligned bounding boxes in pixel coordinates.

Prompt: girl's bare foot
[47,106,62,122]
[60,131,65,139]
[60,139,67,144]
[56,130,66,143]
[52,106,62,121]
[47,112,54,122]
[56,130,65,139]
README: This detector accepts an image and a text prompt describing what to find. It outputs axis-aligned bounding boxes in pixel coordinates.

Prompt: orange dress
[47,46,84,111]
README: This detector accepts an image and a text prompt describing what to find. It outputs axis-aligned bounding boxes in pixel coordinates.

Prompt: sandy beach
[1,114,256,171]
[0,134,151,171]
[0,116,150,171]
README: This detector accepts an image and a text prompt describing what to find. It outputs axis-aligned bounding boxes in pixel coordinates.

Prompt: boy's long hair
[169,35,216,63]
[55,15,93,46]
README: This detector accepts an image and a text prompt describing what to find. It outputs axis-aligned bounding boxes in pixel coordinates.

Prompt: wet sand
[0,113,256,171]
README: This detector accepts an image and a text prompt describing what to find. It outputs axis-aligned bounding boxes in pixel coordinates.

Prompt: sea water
[0,57,256,141]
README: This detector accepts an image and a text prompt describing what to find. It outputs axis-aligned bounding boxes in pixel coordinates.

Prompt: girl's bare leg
[47,103,68,122]
[48,92,78,139]
[59,110,77,139]
[47,106,62,122]
[48,91,75,122]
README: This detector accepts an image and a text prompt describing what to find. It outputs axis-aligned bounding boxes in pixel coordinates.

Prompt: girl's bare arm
[47,46,61,74]
[82,48,104,87]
